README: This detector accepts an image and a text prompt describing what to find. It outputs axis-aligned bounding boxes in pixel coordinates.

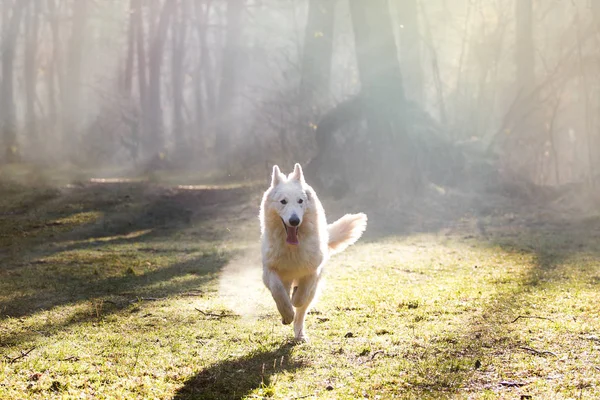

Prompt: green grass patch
[1,180,599,399]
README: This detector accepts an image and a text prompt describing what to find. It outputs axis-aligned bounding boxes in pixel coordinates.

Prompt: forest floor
[1,165,599,399]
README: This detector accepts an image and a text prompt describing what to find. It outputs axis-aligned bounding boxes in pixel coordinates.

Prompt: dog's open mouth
[281,218,299,245]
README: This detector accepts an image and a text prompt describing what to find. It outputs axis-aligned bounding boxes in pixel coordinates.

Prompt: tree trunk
[215,0,244,168]
[515,0,534,96]
[63,0,89,155]
[133,0,147,102]
[194,0,215,125]
[395,0,423,104]
[123,0,136,96]
[171,0,189,158]
[299,0,336,109]
[1,0,31,163]
[46,0,61,149]
[348,0,420,193]
[24,0,40,147]
[145,0,176,157]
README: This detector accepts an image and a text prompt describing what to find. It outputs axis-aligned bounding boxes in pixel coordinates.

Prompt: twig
[511,315,555,323]
[358,350,385,365]
[370,350,385,361]
[520,346,557,357]
[194,308,238,319]
[61,356,80,362]
[128,297,165,304]
[5,347,36,364]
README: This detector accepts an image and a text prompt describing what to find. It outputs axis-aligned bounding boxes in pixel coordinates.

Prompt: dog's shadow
[173,341,303,400]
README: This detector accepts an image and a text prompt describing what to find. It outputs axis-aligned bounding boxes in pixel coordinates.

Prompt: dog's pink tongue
[286,226,299,245]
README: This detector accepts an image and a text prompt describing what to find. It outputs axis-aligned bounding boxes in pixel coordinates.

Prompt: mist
[1,0,599,212]
[4,2,600,396]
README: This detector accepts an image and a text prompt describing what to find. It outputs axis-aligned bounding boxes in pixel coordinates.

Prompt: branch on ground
[519,346,558,357]
[195,308,238,319]
[511,315,554,323]
[5,347,36,364]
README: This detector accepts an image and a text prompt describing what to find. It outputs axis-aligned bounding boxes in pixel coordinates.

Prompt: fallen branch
[370,350,385,361]
[195,308,238,319]
[358,350,385,365]
[499,380,527,387]
[5,347,36,364]
[511,315,554,323]
[129,297,165,304]
[519,346,557,357]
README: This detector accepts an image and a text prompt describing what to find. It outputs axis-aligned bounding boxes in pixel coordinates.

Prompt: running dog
[260,163,367,341]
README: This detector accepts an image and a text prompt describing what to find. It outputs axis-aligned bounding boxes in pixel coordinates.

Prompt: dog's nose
[289,215,300,226]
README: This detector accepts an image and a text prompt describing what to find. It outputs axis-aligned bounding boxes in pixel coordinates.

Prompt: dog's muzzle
[281,217,300,245]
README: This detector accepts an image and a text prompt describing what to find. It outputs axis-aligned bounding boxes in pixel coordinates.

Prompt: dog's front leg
[263,267,295,324]
[291,274,320,342]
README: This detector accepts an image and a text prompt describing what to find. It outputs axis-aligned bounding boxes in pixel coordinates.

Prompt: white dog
[260,163,367,342]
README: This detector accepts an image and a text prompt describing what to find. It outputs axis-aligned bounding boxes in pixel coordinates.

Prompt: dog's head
[266,163,310,245]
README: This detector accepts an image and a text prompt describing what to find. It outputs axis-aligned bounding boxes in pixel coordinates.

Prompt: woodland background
[1,0,599,204]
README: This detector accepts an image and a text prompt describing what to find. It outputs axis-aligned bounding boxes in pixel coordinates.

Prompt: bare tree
[145,0,176,157]
[515,0,534,96]
[122,0,137,96]
[24,0,41,147]
[395,0,423,104]
[299,0,336,109]
[1,0,31,162]
[348,0,420,191]
[215,0,245,168]
[171,0,189,158]
[63,0,89,153]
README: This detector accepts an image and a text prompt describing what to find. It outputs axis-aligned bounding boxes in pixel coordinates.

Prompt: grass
[0,175,599,399]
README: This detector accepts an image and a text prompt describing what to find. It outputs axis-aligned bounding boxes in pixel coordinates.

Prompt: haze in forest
[1,0,599,213]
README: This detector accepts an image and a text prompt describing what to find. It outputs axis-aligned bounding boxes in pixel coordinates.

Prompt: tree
[63,0,89,155]
[395,0,423,104]
[348,0,420,191]
[299,0,336,110]
[122,0,137,96]
[46,0,63,147]
[171,0,190,158]
[515,0,534,96]
[145,0,176,157]
[215,0,245,167]
[24,0,41,146]
[1,0,31,162]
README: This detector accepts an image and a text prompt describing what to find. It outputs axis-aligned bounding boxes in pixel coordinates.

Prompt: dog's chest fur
[262,222,327,276]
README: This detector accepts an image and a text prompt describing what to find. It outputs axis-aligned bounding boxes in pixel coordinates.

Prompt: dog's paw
[294,332,309,343]
[281,311,294,325]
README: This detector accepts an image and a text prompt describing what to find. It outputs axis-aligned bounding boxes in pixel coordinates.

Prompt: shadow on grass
[173,341,303,400]
[377,215,600,396]
[0,252,230,347]
[0,181,257,261]
[0,181,259,347]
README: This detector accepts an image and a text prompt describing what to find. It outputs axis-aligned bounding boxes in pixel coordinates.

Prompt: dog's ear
[271,165,285,186]
[290,163,305,182]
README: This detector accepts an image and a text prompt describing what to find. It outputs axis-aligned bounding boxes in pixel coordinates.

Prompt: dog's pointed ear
[290,163,305,182]
[271,165,285,186]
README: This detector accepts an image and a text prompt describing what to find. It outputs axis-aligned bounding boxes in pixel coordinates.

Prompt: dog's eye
[298,199,303,204]
[280,199,287,205]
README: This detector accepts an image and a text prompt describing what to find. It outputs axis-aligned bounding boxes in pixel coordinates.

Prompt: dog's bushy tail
[327,213,367,255]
